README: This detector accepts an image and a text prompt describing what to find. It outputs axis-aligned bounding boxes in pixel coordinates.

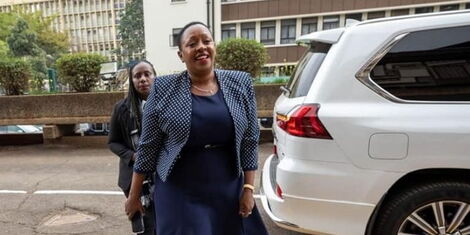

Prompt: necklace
[192,83,214,95]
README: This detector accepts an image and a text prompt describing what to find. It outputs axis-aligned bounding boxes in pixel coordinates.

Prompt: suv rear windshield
[286,42,331,98]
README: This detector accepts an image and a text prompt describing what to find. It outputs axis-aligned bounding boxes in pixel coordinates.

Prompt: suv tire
[372,180,470,235]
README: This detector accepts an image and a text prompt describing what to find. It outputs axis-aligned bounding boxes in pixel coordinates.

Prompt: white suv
[260,10,470,235]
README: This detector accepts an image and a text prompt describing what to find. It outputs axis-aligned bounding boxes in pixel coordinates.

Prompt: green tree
[216,38,269,78]
[16,9,69,56]
[0,12,17,41]
[0,40,10,57]
[56,53,106,92]
[6,18,43,57]
[1,9,69,57]
[117,0,145,61]
[0,58,32,95]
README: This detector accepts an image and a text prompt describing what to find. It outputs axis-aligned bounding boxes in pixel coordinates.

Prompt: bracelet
[243,184,255,192]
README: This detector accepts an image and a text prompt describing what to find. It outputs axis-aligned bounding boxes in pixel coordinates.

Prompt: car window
[17,125,40,133]
[7,126,24,133]
[287,42,331,98]
[370,25,470,101]
[0,126,7,134]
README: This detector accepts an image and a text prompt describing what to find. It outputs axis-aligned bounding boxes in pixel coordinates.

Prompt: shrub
[0,58,32,95]
[216,38,269,78]
[56,53,106,92]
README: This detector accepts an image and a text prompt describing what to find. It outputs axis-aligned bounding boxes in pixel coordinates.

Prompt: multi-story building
[145,0,470,76]
[0,0,127,61]
[143,0,221,74]
[221,0,470,78]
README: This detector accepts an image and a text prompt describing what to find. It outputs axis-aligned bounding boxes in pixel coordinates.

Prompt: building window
[466,3,470,9]
[301,17,317,35]
[241,22,255,40]
[391,9,409,16]
[171,28,181,47]
[415,7,433,14]
[260,21,275,45]
[440,4,459,11]
[261,66,275,77]
[367,11,385,20]
[345,13,362,22]
[221,24,236,41]
[322,16,339,30]
[280,19,296,44]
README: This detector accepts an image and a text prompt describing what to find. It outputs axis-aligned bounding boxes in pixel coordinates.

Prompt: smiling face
[131,62,155,99]
[178,24,216,77]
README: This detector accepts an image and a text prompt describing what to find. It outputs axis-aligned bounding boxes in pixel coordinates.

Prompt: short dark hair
[176,21,211,50]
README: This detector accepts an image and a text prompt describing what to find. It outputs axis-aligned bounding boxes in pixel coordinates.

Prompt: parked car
[0,125,42,134]
[260,10,470,235]
[74,123,110,136]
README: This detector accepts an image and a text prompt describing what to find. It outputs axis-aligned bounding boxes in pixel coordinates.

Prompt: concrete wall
[0,92,125,125]
[0,84,282,125]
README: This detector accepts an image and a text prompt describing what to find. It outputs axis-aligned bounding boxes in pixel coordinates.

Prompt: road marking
[33,190,124,195]
[1,190,262,198]
[0,190,27,194]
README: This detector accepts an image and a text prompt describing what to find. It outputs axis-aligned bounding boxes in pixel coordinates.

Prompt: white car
[0,125,42,134]
[260,10,470,235]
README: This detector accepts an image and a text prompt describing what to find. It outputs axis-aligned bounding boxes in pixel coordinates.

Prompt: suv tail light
[276,104,332,139]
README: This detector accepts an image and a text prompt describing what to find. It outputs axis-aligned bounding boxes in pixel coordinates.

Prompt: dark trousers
[124,190,156,235]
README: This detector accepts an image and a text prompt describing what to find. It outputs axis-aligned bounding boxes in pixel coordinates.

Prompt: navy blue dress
[153,89,268,235]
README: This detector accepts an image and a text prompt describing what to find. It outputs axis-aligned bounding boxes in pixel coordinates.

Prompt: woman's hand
[239,188,255,218]
[125,195,144,220]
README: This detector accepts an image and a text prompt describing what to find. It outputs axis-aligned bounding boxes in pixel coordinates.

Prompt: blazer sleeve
[108,103,134,166]
[240,74,260,171]
[133,87,164,174]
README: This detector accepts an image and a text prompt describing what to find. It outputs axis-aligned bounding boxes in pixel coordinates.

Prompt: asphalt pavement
[0,136,307,235]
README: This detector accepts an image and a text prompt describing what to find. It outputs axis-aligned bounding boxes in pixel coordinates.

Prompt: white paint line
[33,190,124,195]
[2,190,261,198]
[0,190,27,194]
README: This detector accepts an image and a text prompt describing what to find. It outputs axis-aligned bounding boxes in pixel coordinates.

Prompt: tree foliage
[0,12,17,41]
[6,18,43,57]
[56,53,106,92]
[0,40,10,57]
[117,0,145,60]
[0,58,32,95]
[0,9,69,57]
[216,38,269,78]
[15,9,69,56]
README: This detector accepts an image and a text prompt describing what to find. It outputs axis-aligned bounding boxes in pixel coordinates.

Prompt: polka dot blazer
[133,69,260,182]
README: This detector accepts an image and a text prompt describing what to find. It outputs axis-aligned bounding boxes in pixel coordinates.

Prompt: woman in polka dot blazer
[125,22,268,235]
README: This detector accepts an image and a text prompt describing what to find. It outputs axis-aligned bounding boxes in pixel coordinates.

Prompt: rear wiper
[280,85,291,95]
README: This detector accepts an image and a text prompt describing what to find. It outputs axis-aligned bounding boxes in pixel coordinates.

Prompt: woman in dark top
[108,60,156,235]
[125,22,268,235]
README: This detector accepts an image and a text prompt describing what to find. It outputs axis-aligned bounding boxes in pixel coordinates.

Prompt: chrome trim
[259,189,300,229]
[280,85,290,96]
[281,194,376,207]
[355,32,470,105]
